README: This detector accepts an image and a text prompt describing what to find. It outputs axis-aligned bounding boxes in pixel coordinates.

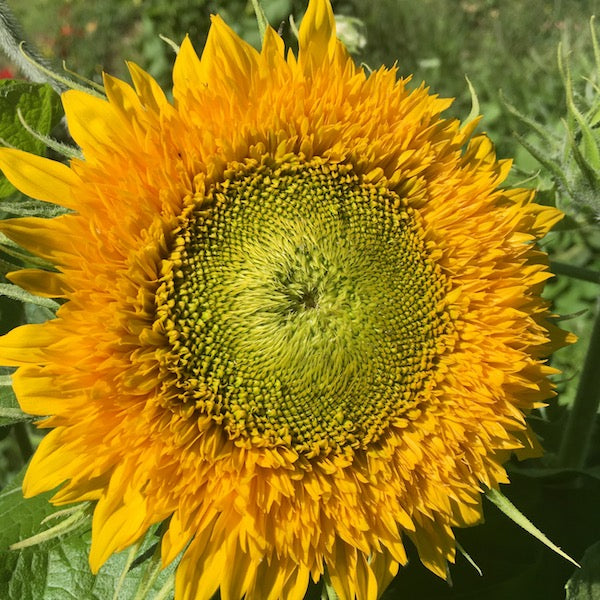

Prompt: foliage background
[1,1,599,599]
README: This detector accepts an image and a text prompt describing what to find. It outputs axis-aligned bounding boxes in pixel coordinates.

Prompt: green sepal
[485,487,579,567]
[0,284,59,311]
[250,0,269,39]
[463,76,480,128]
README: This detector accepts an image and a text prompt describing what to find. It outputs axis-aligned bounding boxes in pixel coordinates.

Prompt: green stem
[558,297,600,469]
[0,1,62,91]
[550,261,600,284]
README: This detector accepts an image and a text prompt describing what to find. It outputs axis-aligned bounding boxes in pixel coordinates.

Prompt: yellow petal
[12,367,78,415]
[261,26,285,63]
[0,215,76,263]
[62,90,124,154]
[173,36,205,103]
[0,323,57,365]
[280,564,311,600]
[247,558,290,600]
[103,73,142,126]
[161,509,195,566]
[220,538,256,600]
[327,540,357,600]
[127,61,168,112]
[0,148,79,209]
[24,427,104,500]
[177,532,226,600]
[89,463,149,572]
[8,269,70,298]
[204,16,259,87]
[355,554,378,600]
[369,551,400,598]
[22,428,70,496]
[298,0,337,71]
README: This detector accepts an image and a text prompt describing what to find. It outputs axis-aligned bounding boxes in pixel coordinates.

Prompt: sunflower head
[0,1,571,598]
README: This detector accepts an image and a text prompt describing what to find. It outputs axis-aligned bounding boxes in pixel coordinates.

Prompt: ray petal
[298,0,337,71]
[0,149,79,209]
[127,61,169,112]
[62,90,125,155]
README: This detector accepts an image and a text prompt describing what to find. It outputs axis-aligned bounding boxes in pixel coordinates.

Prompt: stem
[558,297,600,468]
[0,1,62,91]
[550,261,600,284]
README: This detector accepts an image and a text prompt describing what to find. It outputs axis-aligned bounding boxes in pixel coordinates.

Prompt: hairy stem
[0,0,63,91]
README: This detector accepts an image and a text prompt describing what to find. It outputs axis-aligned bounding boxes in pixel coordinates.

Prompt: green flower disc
[156,160,452,454]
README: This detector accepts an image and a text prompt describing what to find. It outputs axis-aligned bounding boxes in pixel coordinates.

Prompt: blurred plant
[331,14,365,54]
[508,18,600,226]
[504,18,600,477]
[339,0,600,158]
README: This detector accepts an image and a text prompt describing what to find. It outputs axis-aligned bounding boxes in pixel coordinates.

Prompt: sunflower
[0,0,569,598]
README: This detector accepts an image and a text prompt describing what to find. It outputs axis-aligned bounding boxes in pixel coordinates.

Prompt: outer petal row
[0,149,79,209]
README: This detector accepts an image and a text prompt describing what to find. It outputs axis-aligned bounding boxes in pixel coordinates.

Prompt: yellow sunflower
[0,0,570,598]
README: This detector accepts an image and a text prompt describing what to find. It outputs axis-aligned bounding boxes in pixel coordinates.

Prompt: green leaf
[0,81,64,198]
[0,194,68,218]
[485,487,579,567]
[0,469,178,599]
[0,284,59,311]
[514,133,573,197]
[456,540,482,576]
[565,541,600,600]
[0,377,29,426]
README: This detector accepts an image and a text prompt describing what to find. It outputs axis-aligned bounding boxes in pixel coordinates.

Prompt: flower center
[155,159,452,454]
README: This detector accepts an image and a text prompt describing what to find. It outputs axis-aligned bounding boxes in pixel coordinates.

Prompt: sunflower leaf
[0,81,63,199]
[565,540,600,600]
[0,381,29,426]
[455,541,483,576]
[0,192,69,218]
[0,468,178,599]
[485,487,579,567]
